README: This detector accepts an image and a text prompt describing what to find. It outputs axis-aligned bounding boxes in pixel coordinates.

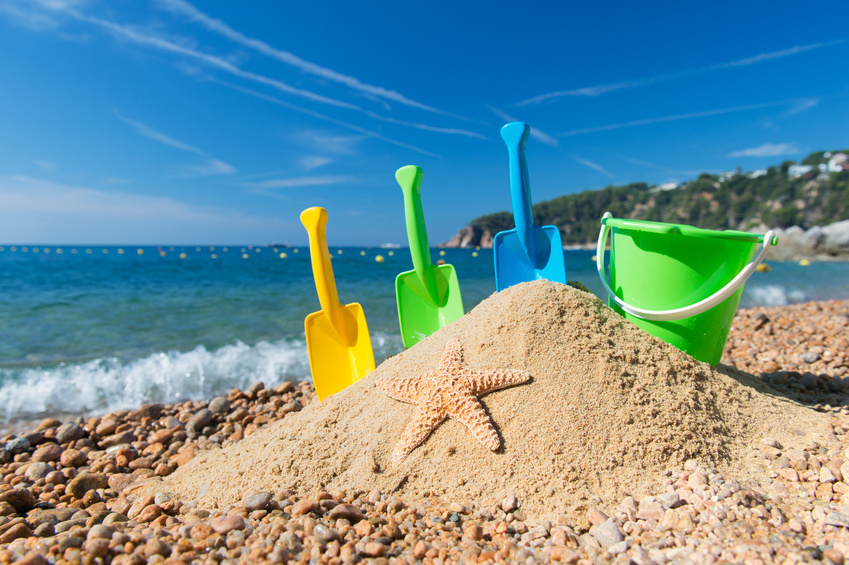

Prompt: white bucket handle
[596,212,777,322]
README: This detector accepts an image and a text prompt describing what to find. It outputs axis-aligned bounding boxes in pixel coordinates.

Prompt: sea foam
[0,334,402,424]
[743,285,806,308]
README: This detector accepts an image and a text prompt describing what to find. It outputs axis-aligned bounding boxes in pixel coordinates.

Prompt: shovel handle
[396,166,439,305]
[501,122,538,267]
[300,207,351,343]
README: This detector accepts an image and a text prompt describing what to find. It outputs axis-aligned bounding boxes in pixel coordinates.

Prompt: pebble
[86,524,115,540]
[327,503,365,522]
[4,437,30,455]
[66,472,108,498]
[208,396,230,415]
[501,494,519,513]
[0,488,35,512]
[31,443,62,462]
[243,491,272,511]
[210,514,245,534]
[591,519,624,549]
[187,408,213,432]
[55,422,85,444]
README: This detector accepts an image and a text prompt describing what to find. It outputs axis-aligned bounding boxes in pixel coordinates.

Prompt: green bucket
[597,213,778,364]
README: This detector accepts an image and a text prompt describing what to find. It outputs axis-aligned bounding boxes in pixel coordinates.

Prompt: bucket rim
[602,216,766,243]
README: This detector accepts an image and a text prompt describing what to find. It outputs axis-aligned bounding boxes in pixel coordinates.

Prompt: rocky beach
[2,285,849,565]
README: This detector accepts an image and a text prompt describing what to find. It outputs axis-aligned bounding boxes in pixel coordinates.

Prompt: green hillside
[466,150,849,246]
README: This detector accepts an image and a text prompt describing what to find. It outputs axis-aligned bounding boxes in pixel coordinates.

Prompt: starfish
[377,338,530,466]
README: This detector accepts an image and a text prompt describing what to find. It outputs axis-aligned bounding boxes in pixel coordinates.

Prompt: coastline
[440,220,849,262]
[1,297,848,563]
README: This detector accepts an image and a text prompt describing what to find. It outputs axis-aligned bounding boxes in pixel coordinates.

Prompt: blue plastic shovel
[493,122,567,291]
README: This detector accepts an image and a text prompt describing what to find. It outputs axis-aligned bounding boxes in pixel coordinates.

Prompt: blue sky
[0,0,847,246]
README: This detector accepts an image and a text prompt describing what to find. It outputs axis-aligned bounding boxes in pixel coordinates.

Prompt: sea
[1,243,848,430]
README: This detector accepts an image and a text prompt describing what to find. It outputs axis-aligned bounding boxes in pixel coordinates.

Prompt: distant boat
[267,241,293,248]
[380,243,402,249]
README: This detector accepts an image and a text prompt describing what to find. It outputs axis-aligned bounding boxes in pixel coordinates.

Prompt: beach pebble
[99,430,135,448]
[327,503,365,522]
[95,419,118,436]
[0,487,35,512]
[586,508,609,525]
[637,499,664,521]
[153,491,178,506]
[291,499,316,516]
[190,523,214,539]
[60,448,87,467]
[244,491,272,511]
[12,554,48,565]
[208,396,230,415]
[502,494,519,513]
[31,443,62,462]
[86,524,115,540]
[5,437,30,455]
[592,520,624,549]
[657,492,680,508]
[101,513,128,527]
[82,538,111,558]
[210,515,246,534]
[688,470,708,487]
[144,537,172,558]
[363,541,386,557]
[55,423,85,444]
[136,504,162,522]
[25,462,54,481]
[188,409,213,432]
[67,472,108,499]
[107,473,136,493]
[826,511,849,528]
[32,523,54,537]
[312,523,338,545]
[0,522,32,543]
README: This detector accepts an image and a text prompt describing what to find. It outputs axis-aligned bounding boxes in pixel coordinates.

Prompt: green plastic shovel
[395,165,464,348]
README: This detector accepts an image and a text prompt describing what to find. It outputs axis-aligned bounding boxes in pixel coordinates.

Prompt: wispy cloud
[486,106,559,147]
[516,41,843,106]
[294,131,365,156]
[558,99,795,137]
[0,0,80,30]
[30,1,482,140]
[785,97,819,115]
[36,1,366,110]
[216,80,441,157]
[176,158,237,177]
[299,156,333,170]
[33,159,56,171]
[727,142,800,158]
[573,157,614,178]
[245,175,358,190]
[116,112,236,175]
[243,174,359,199]
[115,112,204,154]
[153,0,452,117]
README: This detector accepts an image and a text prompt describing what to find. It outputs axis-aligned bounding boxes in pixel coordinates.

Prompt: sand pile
[150,281,825,523]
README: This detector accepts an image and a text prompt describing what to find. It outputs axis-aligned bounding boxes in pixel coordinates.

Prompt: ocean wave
[742,285,806,307]
[0,334,403,423]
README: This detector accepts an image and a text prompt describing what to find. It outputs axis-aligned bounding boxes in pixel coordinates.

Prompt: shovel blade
[396,264,464,348]
[305,303,374,401]
[493,225,567,291]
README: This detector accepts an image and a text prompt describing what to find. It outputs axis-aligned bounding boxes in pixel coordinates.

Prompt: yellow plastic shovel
[301,207,374,401]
